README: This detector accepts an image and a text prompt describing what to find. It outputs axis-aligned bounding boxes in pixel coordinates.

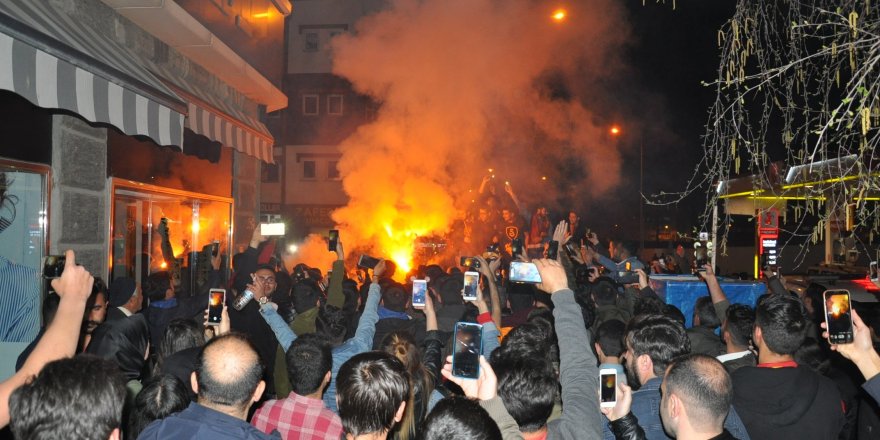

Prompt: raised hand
[534,258,569,294]
[440,355,497,401]
[50,250,93,302]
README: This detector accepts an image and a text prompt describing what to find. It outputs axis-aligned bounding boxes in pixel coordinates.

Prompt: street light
[552,9,567,22]
[611,124,644,252]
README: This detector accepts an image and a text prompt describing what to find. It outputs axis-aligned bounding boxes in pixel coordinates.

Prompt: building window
[328,160,340,180]
[303,160,316,179]
[302,95,319,116]
[327,95,344,115]
[304,32,319,52]
[262,148,281,183]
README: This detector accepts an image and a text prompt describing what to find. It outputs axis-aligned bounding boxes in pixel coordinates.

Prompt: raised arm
[422,295,443,387]
[326,240,346,308]
[700,264,730,320]
[349,260,385,351]
[535,259,603,440]
[0,250,93,428]
[475,256,502,328]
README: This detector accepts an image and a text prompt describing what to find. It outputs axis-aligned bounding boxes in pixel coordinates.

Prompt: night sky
[580,1,736,240]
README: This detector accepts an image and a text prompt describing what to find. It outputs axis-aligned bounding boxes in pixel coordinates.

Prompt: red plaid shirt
[252,392,343,440]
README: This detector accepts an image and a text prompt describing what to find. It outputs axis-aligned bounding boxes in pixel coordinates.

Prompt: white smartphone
[462,271,480,301]
[870,261,878,282]
[412,279,427,309]
[260,223,285,236]
[600,368,618,408]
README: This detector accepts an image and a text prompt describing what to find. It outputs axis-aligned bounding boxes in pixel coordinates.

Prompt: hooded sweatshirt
[732,364,844,439]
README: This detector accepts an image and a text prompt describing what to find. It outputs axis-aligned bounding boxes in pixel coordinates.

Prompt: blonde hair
[382,332,433,440]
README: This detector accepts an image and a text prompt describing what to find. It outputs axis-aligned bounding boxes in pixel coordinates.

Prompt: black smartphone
[547,240,559,260]
[328,229,339,252]
[357,254,380,270]
[511,238,524,258]
[452,322,483,379]
[823,289,854,344]
[509,261,542,284]
[211,240,220,257]
[460,256,480,269]
[207,289,225,326]
[42,255,66,279]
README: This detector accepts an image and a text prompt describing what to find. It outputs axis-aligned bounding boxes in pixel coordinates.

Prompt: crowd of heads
[5,213,880,440]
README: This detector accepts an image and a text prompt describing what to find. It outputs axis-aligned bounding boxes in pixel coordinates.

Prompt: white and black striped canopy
[0,1,276,163]
[0,2,186,148]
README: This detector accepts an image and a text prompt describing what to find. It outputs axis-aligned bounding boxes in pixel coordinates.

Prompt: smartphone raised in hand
[328,229,339,252]
[452,322,482,379]
[207,289,225,326]
[357,254,380,270]
[463,271,480,301]
[460,256,480,269]
[260,223,285,236]
[547,240,559,260]
[823,289,854,344]
[870,261,878,282]
[600,368,618,408]
[509,261,542,284]
[42,255,66,279]
[412,279,427,309]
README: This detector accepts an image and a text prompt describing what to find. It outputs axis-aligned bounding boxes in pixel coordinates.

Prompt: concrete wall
[286,0,387,74]
[49,115,109,279]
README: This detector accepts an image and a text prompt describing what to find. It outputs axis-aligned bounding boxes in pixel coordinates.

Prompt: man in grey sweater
[443,258,603,439]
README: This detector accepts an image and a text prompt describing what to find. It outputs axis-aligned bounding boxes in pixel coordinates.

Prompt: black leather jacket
[609,413,646,440]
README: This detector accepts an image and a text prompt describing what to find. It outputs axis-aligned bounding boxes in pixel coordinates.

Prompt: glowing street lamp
[552,9,567,22]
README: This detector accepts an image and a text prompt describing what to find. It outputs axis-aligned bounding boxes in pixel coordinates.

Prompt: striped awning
[0,1,186,148]
[162,83,275,164]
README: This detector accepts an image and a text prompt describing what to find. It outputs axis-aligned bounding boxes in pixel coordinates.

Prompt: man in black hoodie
[731,293,844,439]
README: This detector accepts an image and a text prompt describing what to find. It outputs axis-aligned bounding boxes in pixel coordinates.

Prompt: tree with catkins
[650,0,879,265]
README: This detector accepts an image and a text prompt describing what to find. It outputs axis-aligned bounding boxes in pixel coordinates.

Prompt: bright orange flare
[610,125,621,135]
[160,261,168,269]
[552,9,567,22]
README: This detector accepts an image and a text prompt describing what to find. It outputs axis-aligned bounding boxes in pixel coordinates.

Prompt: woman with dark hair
[417,396,501,440]
[381,294,443,440]
[125,374,190,440]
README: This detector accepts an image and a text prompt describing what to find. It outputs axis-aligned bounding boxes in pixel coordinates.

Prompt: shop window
[303,160,316,179]
[111,181,232,292]
[327,95,344,115]
[302,95,319,116]
[0,160,50,342]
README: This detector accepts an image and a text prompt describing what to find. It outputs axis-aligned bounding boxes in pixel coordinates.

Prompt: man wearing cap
[106,277,143,322]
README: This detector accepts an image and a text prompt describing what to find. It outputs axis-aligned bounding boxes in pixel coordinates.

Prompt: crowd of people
[2,217,880,440]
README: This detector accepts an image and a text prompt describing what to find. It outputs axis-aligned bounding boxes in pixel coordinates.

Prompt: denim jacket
[260,282,381,413]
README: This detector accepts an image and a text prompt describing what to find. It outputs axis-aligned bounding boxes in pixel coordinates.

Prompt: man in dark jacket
[687,296,726,357]
[731,293,844,439]
[371,282,426,350]
[717,304,756,373]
